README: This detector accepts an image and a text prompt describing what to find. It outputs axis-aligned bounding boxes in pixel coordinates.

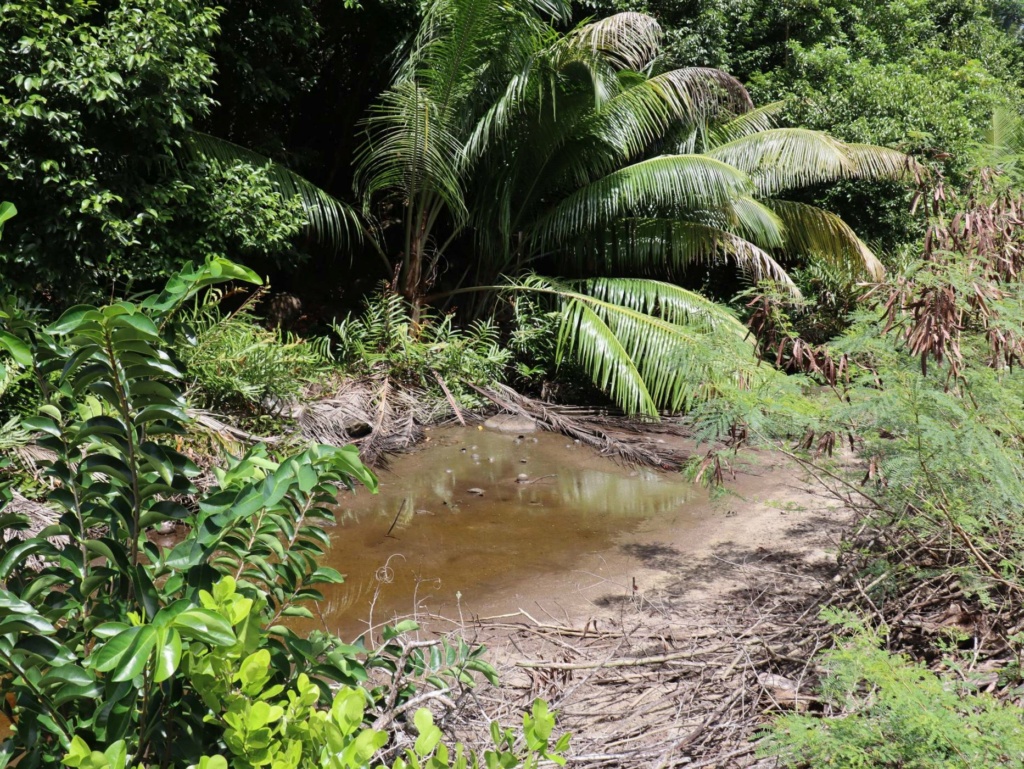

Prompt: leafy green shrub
[333,290,510,409]
[174,290,332,413]
[0,259,566,768]
[0,3,325,302]
[190,161,308,263]
[764,613,1024,768]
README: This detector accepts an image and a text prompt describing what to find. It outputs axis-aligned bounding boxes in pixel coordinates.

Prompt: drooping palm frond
[534,155,752,245]
[184,132,362,253]
[846,143,921,183]
[766,199,884,280]
[558,218,796,290]
[706,101,785,147]
[463,34,622,169]
[510,0,571,23]
[509,275,761,416]
[582,68,753,170]
[707,128,915,196]
[567,12,663,71]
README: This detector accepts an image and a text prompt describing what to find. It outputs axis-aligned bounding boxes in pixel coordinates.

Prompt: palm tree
[355,0,917,415]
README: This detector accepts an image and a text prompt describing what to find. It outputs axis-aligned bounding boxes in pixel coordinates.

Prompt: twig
[432,370,466,426]
[516,649,713,671]
[385,498,409,539]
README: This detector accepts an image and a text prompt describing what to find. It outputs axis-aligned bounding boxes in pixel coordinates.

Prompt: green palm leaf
[567,12,663,71]
[510,275,760,416]
[534,155,752,245]
[708,128,913,196]
[355,81,468,223]
[558,218,795,290]
[978,108,1024,182]
[767,199,884,280]
[185,132,361,253]
[584,68,753,170]
[706,101,785,147]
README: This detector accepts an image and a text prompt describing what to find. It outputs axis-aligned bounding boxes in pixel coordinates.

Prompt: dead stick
[385,499,409,539]
[432,370,466,426]
[516,649,711,671]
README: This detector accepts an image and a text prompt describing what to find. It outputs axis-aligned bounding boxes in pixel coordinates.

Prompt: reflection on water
[303,427,699,639]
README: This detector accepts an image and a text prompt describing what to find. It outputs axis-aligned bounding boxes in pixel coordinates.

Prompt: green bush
[764,613,1024,768]
[174,290,332,413]
[0,2,319,302]
[0,259,564,768]
[333,290,511,409]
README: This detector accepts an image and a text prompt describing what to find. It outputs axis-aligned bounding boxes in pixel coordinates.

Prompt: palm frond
[708,128,913,196]
[845,143,921,182]
[986,107,1024,155]
[185,132,362,253]
[585,68,753,167]
[723,195,787,249]
[979,108,1024,180]
[461,63,538,168]
[522,0,572,23]
[510,275,759,416]
[557,218,796,291]
[534,155,752,245]
[566,12,663,71]
[767,199,885,280]
[706,101,785,148]
[355,81,468,223]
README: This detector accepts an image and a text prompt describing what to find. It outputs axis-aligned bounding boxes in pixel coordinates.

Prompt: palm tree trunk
[403,209,429,328]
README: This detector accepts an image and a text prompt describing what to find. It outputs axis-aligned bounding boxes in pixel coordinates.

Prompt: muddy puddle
[300,426,706,639]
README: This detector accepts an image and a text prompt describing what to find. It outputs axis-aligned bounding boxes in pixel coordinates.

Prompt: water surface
[306,426,701,638]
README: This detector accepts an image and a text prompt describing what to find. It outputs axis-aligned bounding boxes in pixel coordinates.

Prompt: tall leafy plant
[0,259,379,766]
[357,0,915,303]
[0,257,564,768]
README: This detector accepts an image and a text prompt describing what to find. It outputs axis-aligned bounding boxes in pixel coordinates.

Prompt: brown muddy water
[299,426,705,640]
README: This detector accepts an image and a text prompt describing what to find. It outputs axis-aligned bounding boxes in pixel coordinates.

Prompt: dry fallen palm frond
[471,382,697,470]
[4,491,60,541]
[188,409,283,445]
[298,377,436,466]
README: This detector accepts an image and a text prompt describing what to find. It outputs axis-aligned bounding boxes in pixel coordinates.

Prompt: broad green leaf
[170,608,235,646]
[111,625,157,682]
[91,627,143,673]
[0,332,31,366]
[152,628,182,683]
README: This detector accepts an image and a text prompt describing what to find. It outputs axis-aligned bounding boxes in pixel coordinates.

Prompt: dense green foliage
[587,0,1024,248]
[0,1,360,302]
[4,0,1024,763]
[175,290,333,413]
[333,290,511,410]
[765,614,1024,767]
[0,261,566,768]
[357,0,909,308]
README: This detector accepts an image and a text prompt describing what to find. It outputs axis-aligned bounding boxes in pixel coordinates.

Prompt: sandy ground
[387,447,853,768]
[461,446,848,629]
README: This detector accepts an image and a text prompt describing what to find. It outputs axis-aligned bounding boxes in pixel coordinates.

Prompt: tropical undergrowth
[0,257,568,769]
[687,179,1024,764]
[174,287,334,415]
[332,288,512,412]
